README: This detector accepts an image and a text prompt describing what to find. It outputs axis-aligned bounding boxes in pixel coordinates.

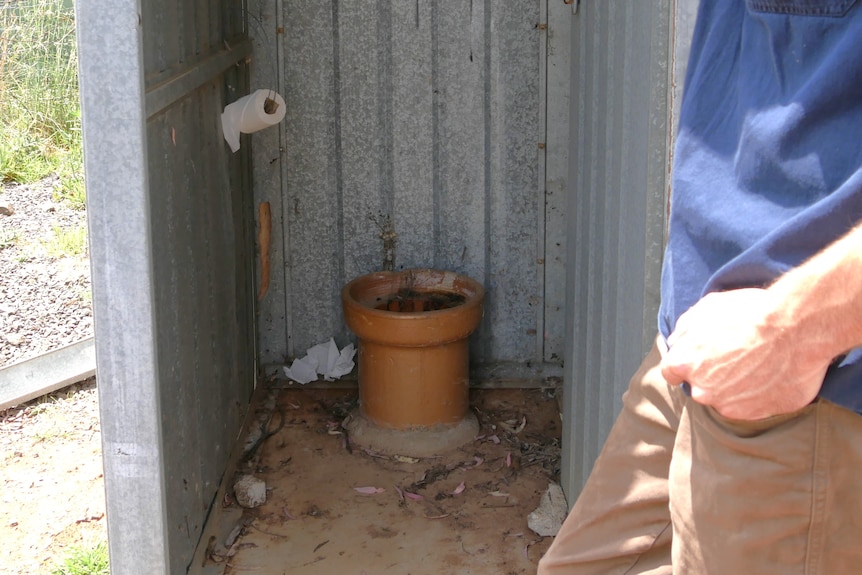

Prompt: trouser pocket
[669,398,821,574]
[702,400,817,438]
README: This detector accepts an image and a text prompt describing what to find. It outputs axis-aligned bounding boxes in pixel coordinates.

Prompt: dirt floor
[0,379,561,574]
[201,386,562,575]
[0,378,106,575]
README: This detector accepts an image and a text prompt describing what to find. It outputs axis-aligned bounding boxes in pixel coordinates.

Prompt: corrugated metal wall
[560,0,698,499]
[76,0,256,572]
[251,0,567,379]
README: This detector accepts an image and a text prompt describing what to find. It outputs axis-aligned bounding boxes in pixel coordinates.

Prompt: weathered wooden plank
[0,338,95,411]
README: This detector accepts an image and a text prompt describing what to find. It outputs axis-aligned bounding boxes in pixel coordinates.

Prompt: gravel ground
[0,176,93,368]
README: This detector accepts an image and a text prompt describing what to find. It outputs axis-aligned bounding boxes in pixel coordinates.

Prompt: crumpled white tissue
[283,338,356,384]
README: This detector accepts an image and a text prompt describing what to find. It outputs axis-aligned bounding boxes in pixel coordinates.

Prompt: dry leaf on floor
[393,455,419,464]
[353,486,386,495]
[363,447,388,459]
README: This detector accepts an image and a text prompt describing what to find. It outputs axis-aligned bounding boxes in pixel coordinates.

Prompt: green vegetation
[0,0,84,208]
[45,223,88,258]
[0,227,17,249]
[55,143,86,209]
[33,425,72,443]
[77,286,92,303]
[51,541,110,575]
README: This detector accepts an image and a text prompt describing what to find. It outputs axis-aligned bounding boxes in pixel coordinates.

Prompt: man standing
[539,1,862,572]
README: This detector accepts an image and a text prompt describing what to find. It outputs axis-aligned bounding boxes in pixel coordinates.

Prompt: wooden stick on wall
[258,202,271,301]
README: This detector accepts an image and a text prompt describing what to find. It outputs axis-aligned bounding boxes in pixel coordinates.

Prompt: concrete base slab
[345,409,479,457]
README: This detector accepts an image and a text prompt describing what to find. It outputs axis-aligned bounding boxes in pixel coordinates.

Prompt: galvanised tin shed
[75,0,698,572]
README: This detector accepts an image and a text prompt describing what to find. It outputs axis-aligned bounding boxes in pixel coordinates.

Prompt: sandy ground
[203,386,561,575]
[0,378,106,575]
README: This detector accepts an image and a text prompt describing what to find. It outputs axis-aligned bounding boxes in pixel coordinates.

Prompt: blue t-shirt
[659,0,862,413]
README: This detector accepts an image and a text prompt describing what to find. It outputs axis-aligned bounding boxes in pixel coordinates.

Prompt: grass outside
[0,0,85,211]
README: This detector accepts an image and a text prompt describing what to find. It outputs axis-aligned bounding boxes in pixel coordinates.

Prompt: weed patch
[45,224,88,258]
[51,541,110,575]
[0,228,18,249]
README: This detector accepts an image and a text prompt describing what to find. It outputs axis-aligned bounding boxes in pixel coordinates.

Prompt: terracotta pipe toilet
[341,269,484,430]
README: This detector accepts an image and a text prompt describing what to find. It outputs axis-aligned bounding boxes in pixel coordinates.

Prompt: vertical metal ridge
[482,0,493,359]
[176,1,187,64]
[275,0,292,357]
[536,0,549,363]
[377,0,395,220]
[332,0,346,302]
[561,0,583,506]
[643,0,677,348]
[584,3,604,459]
[601,2,622,429]
[189,95,213,544]
[542,0,571,364]
[431,0,441,268]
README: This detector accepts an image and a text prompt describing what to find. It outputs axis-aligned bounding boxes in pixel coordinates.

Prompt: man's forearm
[767,222,862,366]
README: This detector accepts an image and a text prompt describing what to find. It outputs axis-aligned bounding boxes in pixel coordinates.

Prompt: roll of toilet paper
[221,89,286,153]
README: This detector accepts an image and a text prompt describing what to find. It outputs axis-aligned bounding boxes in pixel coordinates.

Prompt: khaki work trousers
[538,339,862,574]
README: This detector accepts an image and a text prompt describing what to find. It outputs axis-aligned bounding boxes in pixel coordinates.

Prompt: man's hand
[660,288,828,420]
[661,222,862,421]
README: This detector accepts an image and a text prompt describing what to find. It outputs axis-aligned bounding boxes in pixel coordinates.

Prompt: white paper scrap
[331,343,355,380]
[283,355,318,384]
[308,338,339,380]
[283,338,356,384]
